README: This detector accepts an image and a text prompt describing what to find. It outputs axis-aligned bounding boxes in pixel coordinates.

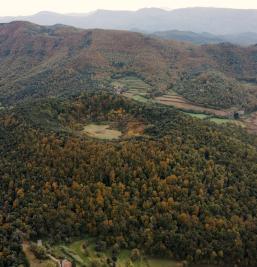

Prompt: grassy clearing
[83,124,122,140]
[50,238,185,267]
[182,111,245,126]
[22,242,55,267]
[23,236,216,267]
[154,93,232,117]
[209,117,232,124]
[129,94,149,103]
[183,112,209,119]
[241,111,257,133]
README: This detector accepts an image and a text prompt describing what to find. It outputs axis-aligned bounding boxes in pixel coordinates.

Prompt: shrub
[30,243,48,260]
[130,248,141,262]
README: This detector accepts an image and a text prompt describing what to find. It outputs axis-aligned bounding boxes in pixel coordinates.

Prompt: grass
[23,238,215,267]
[183,112,209,119]
[112,76,152,103]
[182,111,239,125]
[22,242,56,267]
[68,240,97,265]
[83,124,122,140]
[130,95,149,103]
[51,238,185,267]
[209,117,232,124]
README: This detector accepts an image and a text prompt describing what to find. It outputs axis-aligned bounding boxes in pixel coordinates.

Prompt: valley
[0,21,257,267]
[112,75,253,132]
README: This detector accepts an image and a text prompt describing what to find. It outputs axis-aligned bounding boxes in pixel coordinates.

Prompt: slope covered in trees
[0,22,257,110]
[173,71,257,110]
[1,92,257,267]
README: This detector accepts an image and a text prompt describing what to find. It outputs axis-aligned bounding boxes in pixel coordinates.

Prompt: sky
[1,0,257,16]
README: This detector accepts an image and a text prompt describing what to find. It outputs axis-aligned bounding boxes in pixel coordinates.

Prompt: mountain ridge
[0,21,257,111]
[151,30,257,46]
[1,7,257,36]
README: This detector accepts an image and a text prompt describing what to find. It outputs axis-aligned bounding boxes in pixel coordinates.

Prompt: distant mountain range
[151,30,257,46]
[1,7,257,35]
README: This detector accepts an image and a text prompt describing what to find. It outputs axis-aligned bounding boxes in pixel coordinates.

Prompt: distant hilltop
[1,7,257,35]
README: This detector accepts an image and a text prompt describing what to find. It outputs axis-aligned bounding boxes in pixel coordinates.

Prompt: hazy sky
[1,0,257,16]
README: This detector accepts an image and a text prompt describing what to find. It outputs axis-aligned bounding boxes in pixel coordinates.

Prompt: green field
[45,238,182,267]
[129,94,149,103]
[182,111,241,125]
[183,112,209,119]
[49,238,217,267]
[209,117,232,124]
[83,124,122,140]
[112,76,151,103]
[113,76,151,92]
[50,239,182,267]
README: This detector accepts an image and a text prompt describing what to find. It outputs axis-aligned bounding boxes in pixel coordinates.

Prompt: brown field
[125,121,146,137]
[154,94,233,117]
[242,111,257,133]
[83,124,122,140]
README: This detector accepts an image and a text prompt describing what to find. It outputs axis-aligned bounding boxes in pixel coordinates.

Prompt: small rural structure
[37,240,43,246]
[61,259,72,267]
[234,110,245,119]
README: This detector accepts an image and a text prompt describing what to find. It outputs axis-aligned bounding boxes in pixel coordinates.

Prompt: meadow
[83,124,122,140]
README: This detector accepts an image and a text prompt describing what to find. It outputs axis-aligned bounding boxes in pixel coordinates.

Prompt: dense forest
[1,92,257,267]
[173,71,257,110]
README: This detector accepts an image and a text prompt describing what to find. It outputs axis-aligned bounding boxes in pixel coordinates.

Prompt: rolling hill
[151,30,257,46]
[0,21,257,111]
[151,30,224,45]
[1,21,257,267]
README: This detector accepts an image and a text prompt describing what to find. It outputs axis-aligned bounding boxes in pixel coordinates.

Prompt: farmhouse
[61,259,72,267]
[234,110,245,119]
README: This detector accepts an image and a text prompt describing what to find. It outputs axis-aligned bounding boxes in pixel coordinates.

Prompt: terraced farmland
[112,76,151,103]
[154,93,233,117]
[242,111,257,133]
[112,78,248,129]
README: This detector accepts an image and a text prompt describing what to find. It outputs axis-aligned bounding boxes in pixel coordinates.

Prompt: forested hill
[0,17,257,267]
[1,92,257,267]
[0,21,257,110]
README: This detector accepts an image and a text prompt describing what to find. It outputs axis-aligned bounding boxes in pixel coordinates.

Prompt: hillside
[151,30,224,45]
[1,92,257,267]
[0,18,257,267]
[1,8,257,35]
[0,22,257,111]
[151,30,257,46]
[173,71,257,109]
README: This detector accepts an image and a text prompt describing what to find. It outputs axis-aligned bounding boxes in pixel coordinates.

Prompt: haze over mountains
[151,30,257,46]
[1,7,257,45]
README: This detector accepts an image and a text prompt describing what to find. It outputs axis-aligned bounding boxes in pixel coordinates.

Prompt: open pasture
[154,94,232,117]
[83,124,122,140]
